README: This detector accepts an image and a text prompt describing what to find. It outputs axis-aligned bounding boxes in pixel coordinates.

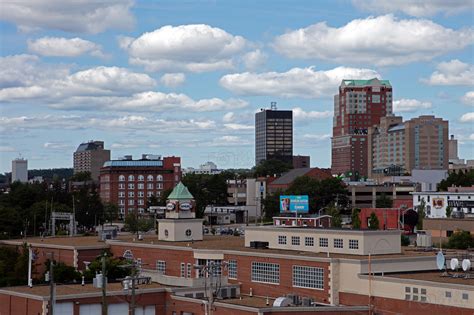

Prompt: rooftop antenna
[450,258,459,276]
[436,251,448,276]
[462,259,471,279]
[271,101,277,110]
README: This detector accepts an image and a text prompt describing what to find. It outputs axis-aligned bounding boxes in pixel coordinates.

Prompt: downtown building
[367,115,449,178]
[331,79,393,178]
[99,154,181,219]
[73,140,110,181]
[255,105,293,166]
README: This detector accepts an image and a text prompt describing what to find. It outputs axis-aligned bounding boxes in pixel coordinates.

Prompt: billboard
[280,195,309,213]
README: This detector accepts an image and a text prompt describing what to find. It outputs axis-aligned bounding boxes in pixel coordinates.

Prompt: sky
[0,0,473,173]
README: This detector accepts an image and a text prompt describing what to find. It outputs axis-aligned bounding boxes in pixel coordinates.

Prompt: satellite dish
[462,259,471,272]
[436,251,445,270]
[450,258,459,271]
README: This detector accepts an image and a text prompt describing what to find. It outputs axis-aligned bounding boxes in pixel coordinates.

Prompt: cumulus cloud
[210,135,251,147]
[242,49,267,70]
[160,73,186,87]
[44,142,73,150]
[302,134,331,141]
[461,91,474,106]
[28,37,103,57]
[423,60,474,86]
[0,0,134,33]
[352,0,473,17]
[273,15,474,66]
[120,24,247,72]
[220,66,380,98]
[460,112,474,123]
[223,123,254,131]
[393,99,432,113]
[222,112,235,123]
[293,107,332,121]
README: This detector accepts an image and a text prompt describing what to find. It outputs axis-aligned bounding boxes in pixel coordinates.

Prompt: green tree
[326,203,342,228]
[159,189,173,206]
[368,212,380,230]
[438,170,474,191]
[69,171,92,182]
[262,190,283,220]
[73,182,103,228]
[445,206,453,218]
[447,230,474,249]
[146,194,160,209]
[103,203,118,225]
[401,235,410,246]
[44,260,81,283]
[416,198,426,230]
[0,246,21,286]
[351,208,361,229]
[124,213,154,237]
[253,159,293,177]
[376,193,393,208]
[0,206,22,238]
[83,251,131,281]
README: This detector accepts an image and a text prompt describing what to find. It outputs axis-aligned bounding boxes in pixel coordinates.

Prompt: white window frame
[156,260,166,274]
[292,265,324,290]
[334,238,343,249]
[147,175,154,181]
[128,175,135,181]
[319,237,328,248]
[278,235,287,245]
[305,237,314,247]
[291,236,300,246]
[228,260,237,279]
[187,263,192,278]
[180,263,185,278]
[138,175,144,181]
[349,239,359,249]
[251,262,279,284]
[119,175,125,182]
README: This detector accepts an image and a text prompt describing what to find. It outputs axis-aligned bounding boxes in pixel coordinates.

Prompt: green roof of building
[168,182,194,200]
[342,78,391,87]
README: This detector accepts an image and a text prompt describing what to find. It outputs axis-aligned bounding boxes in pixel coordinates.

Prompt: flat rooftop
[0,282,166,298]
[385,271,474,286]
[0,236,108,248]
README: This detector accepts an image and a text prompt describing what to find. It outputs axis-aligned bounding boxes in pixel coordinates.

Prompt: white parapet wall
[245,226,401,255]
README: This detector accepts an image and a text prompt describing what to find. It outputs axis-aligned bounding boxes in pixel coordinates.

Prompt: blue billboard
[279,195,309,213]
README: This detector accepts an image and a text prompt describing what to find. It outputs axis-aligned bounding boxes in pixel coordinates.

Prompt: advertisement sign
[279,195,309,213]
[432,198,444,209]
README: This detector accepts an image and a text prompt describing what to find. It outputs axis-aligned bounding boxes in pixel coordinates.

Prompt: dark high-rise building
[331,78,392,178]
[255,104,293,165]
[73,140,111,181]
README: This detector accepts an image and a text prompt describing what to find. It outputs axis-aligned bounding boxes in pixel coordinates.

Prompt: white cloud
[460,112,474,123]
[43,142,73,150]
[223,123,254,131]
[242,49,267,70]
[352,0,473,17]
[121,24,247,72]
[393,99,432,113]
[293,107,332,121]
[461,91,474,106]
[28,37,103,57]
[210,135,251,147]
[110,142,140,149]
[424,60,474,86]
[303,134,331,141]
[273,15,474,66]
[222,112,235,123]
[220,66,380,98]
[0,0,134,33]
[160,73,186,88]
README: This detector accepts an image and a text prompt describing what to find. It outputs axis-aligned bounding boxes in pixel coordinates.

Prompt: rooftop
[102,160,164,168]
[168,182,194,200]
[384,271,474,286]
[342,78,391,87]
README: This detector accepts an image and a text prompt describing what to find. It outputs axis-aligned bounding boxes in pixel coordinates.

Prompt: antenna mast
[270,101,277,110]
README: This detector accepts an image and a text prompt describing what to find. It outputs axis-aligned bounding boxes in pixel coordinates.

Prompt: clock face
[185,229,192,237]
[166,203,175,211]
[180,202,192,211]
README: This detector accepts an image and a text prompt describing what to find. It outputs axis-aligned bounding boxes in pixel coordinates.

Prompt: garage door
[136,305,155,315]
[54,302,73,315]
[80,304,101,315]
[109,303,129,315]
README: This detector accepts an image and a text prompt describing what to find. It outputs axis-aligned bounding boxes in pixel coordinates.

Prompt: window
[319,238,328,247]
[138,199,144,205]
[128,183,135,189]
[180,263,185,277]
[119,175,125,181]
[128,191,134,197]
[349,239,359,249]
[138,183,144,189]
[128,175,135,181]
[156,260,166,274]
[119,199,125,205]
[138,175,144,181]
[138,191,144,197]
[118,192,125,198]
[147,175,154,181]
[445,291,451,298]
[156,183,163,189]
[278,235,287,245]
[292,265,324,289]
[463,293,469,300]
[334,238,343,248]
[305,237,314,246]
[123,250,133,260]
[119,183,125,189]
[147,192,154,197]
[147,183,153,189]
[251,262,280,284]
[187,263,192,278]
[128,199,134,205]
[291,236,300,246]
[157,175,163,181]
[228,260,237,279]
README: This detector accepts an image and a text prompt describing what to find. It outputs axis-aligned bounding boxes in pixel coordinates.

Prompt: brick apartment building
[332,78,393,178]
[99,154,181,219]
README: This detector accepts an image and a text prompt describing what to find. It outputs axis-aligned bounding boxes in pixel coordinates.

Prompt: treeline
[1,168,74,183]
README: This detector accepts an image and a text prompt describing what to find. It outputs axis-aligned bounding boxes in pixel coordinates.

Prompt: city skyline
[1,0,473,173]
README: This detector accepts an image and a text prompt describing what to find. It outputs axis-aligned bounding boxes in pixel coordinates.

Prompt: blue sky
[0,0,473,173]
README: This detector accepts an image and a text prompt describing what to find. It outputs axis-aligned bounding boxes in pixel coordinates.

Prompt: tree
[326,203,342,228]
[69,171,92,182]
[159,189,173,206]
[83,251,131,281]
[253,159,292,177]
[146,194,160,209]
[401,235,410,246]
[368,212,380,230]
[0,246,21,286]
[0,206,22,238]
[376,193,393,208]
[445,206,453,218]
[262,191,282,220]
[438,170,474,191]
[124,213,154,237]
[416,198,426,230]
[45,260,81,283]
[351,208,361,229]
[447,230,474,249]
[103,203,118,225]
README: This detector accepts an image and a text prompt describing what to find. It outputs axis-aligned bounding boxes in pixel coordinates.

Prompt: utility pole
[28,245,33,287]
[102,253,107,315]
[49,254,55,315]
[130,264,136,315]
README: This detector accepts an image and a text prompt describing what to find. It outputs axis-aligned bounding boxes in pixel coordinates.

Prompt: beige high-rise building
[73,141,110,181]
[368,115,448,178]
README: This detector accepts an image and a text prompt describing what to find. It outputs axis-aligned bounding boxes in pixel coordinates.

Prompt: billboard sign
[280,195,309,213]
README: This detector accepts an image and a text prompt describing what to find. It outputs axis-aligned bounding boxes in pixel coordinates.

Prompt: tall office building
[331,78,392,178]
[368,115,449,177]
[255,104,293,166]
[73,141,111,181]
[12,158,28,183]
